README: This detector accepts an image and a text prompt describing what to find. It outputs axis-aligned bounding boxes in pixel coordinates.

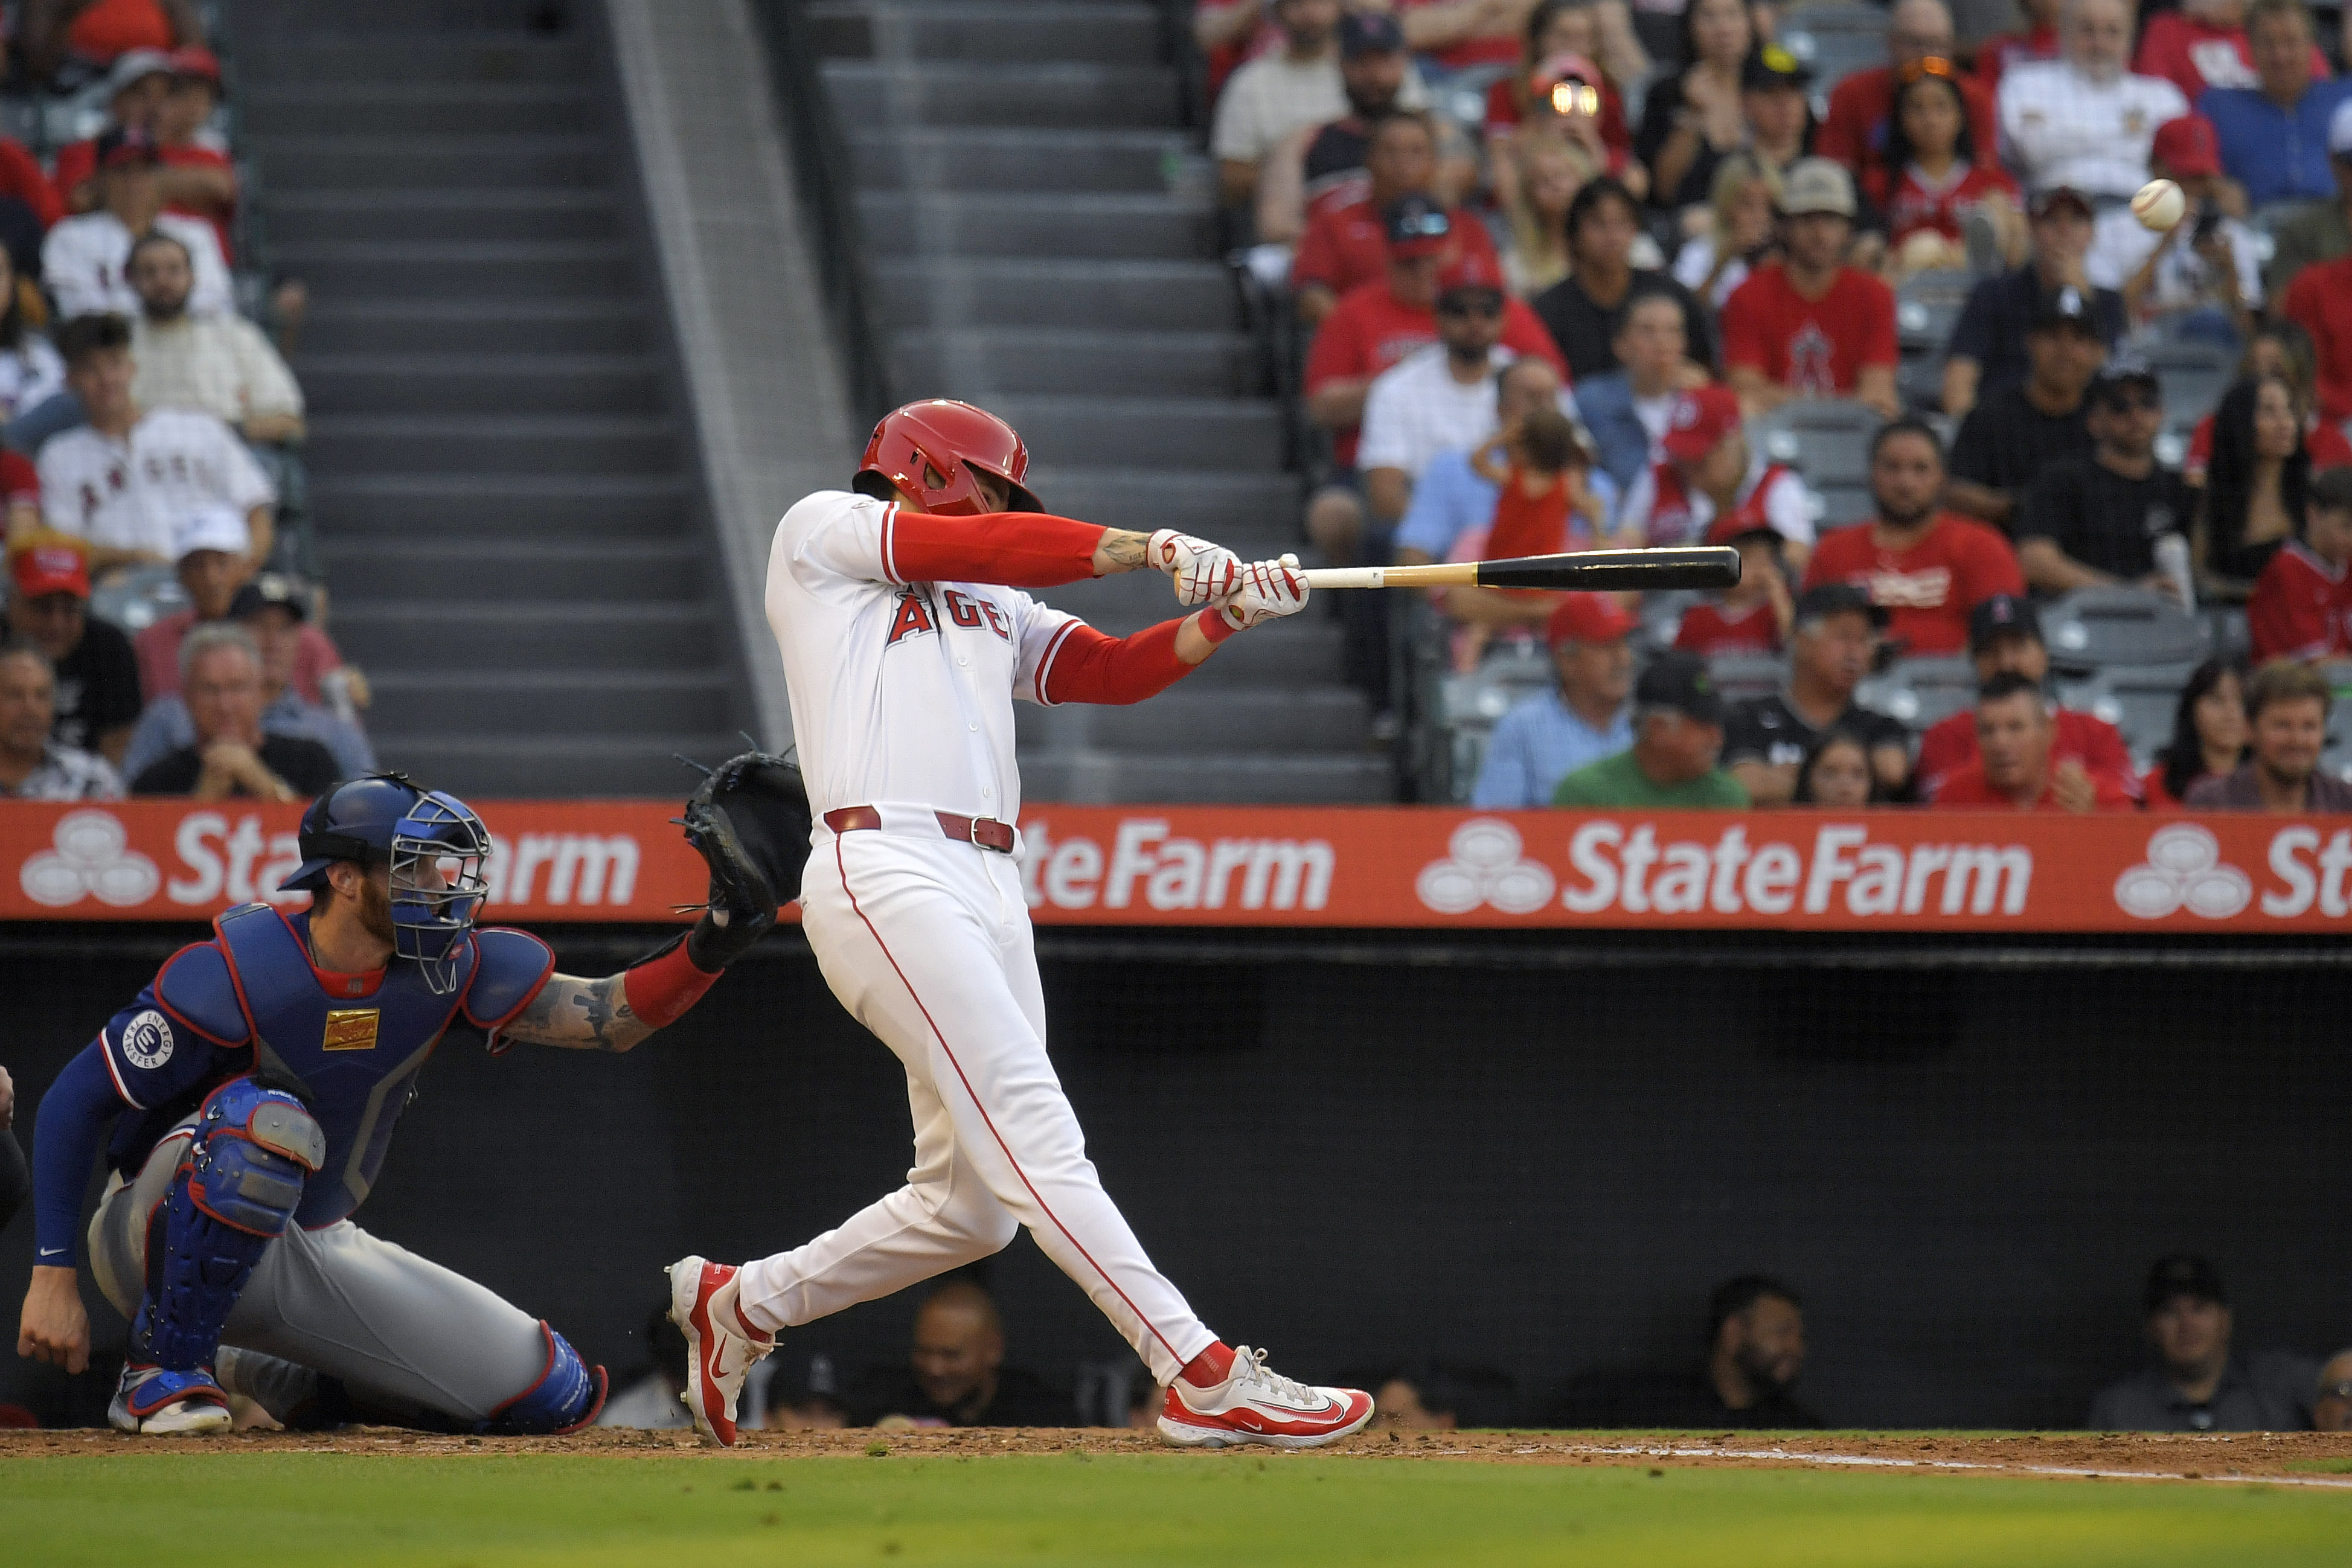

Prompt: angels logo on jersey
[886,587,1014,647]
[1864,567,1952,609]
[885,589,937,646]
[1786,324,1837,398]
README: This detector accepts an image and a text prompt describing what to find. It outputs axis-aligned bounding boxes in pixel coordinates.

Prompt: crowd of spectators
[0,4,374,805]
[1203,0,2352,808]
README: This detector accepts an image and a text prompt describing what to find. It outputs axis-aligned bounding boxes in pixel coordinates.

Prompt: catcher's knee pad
[135,1080,322,1372]
[482,1322,608,1436]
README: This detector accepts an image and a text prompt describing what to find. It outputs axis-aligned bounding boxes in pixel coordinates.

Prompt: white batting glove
[1208,554,1310,632]
[1146,528,1241,606]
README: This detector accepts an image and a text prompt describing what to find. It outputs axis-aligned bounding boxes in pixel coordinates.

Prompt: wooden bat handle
[1298,563,1475,589]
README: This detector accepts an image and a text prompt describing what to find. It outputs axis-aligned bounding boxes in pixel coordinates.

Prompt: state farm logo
[19,810,161,907]
[1416,819,1556,915]
[2114,824,2250,920]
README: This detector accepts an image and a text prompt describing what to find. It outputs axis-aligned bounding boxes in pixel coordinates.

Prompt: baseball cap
[1546,592,1637,647]
[170,45,223,86]
[1794,581,1887,627]
[1385,194,1453,258]
[228,571,310,622]
[2143,1253,2227,1313]
[1635,650,1723,726]
[2029,185,2094,220]
[1967,593,2043,652]
[2089,357,2162,408]
[1780,157,1856,218]
[9,542,90,600]
[94,126,159,173]
[2030,282,2100,333]
[1742,42,1814,92]
[171,504,251,562]
[1659,383,1743,465]
[1435,248,1505,304]
[1339,9,1405,58]
[2151,114,2221,179]
[105,47,173,98]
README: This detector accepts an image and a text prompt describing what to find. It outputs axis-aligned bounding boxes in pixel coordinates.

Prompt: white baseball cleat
[667,1254,772,1448]
[1156,1346,1374,1450]
[108,1362,234,1436]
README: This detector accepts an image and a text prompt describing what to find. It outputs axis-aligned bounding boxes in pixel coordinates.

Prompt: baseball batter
[669,399,1374,1450]
[14,773,763,1435]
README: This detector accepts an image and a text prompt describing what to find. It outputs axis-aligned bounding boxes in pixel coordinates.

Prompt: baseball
[2132,178,2185,232]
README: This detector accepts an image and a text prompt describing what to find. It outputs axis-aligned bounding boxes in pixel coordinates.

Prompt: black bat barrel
[1472,545,1743,592]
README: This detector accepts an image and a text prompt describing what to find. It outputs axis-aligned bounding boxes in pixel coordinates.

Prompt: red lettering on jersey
[942,588,985,629]
[885,589,937,645]
[979,600,1011,641]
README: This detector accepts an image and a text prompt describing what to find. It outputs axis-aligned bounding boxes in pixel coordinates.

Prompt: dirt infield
[7,1426,2351,1485]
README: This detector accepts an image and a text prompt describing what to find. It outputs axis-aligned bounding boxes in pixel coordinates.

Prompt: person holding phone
[2085,114,2264,347]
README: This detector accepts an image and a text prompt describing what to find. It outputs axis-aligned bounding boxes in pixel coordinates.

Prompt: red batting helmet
[853,399,1042,516]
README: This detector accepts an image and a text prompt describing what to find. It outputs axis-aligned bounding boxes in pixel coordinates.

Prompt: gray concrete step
[305,414,682,475]
[1019,750,1393,804]
[872,258,1232,331]
[862,191,1213,261]
[299,299,650,356]
[245,135,607,190]
[273,240,639,300]
[227,28,595,83]
[306,473,695,537]
[811,0,1163,65]
[229,0,583,31]
[1025,467,1301,536]
[892,328,1252,399]
[240,83,601,138]
[300,353,664,418]
[371,733,748,800]
[365,668,735,737]
[1017,686,1370,755]
[989,395,1284,473]
[824,60,1178,130]
[268,190,623,246]
[319,537,703,603]
[850,128,1182,193]
[332,601,723,673]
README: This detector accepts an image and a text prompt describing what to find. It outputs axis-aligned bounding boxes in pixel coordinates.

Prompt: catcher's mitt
[679,750,812,968]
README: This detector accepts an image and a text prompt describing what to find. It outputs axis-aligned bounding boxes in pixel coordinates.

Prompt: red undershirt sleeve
[1039,615,1202,706]
[887,509,1109,588]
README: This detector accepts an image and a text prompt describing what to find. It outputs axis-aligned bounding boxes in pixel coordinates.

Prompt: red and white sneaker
[667,1255,773,1447]
[1157,1346,1374,1450]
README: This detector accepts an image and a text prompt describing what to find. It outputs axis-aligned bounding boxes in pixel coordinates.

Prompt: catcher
[13,766,797,1434]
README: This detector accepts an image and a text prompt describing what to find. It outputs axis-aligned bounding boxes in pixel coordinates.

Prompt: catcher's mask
[853,398,1042,516]
[281,773,492,995]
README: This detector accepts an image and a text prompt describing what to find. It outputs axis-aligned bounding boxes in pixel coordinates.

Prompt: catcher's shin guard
[482,1322,607,1435]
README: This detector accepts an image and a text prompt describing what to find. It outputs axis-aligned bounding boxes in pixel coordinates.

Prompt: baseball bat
[1298,545,1741,593]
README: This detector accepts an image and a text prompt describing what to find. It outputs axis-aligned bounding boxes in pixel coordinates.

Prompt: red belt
[824,805,1016,854]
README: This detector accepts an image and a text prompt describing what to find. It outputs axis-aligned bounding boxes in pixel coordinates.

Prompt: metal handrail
[749,0,892,429]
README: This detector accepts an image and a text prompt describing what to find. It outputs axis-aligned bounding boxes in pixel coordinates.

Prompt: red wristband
[1195,606,1240,645]
[622,936,720,1029]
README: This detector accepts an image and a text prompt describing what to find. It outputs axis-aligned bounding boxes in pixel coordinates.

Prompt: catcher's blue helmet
[281,773,492,994]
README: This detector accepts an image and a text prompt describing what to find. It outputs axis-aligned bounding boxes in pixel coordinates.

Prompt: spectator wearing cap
[1978,0,2063,93]
[2263,98,2352,301]
[1941,185,2124,419]
[1997,0,2189,202]
[2316,1351,2352,1434]
[1358,255,1537,528]
[2198,0,2352,212]
[2278,234,2352,428]
[2138,0,2327,109]
[2249,467,2352,663]
[2085,115,2261,344]
[1213,0,1363,208]
[2086,1255,2318,1432]
[1737,45,1816,187]
[130,621,338,801]
[1673,512,1793,657]
[2017,364,2194,598]
[1803,420,2027,658]
[1469,593,1635,807]
[133,509,347,705]
[1815,0,2000,198]
[0,541,139,762]
[147,45,236,261]
[2185,658,2352,810]
[1946,286,2105,530]
[1720,584,1912,804]
[45,46,173,212]
[1633,0,1754,216]
[1292,124,1499,325]
[120,572,372,782]
[1721,161,1902,420]
[42,127,232,322]
[1551,649,1749,807]
[1531,178,1715,383]
[1304,245,1565,565]
[1254,11,1450,249]
[21,0,202,78]
[38,313,275,581]
[1618,383,1815,562]
[1573,287,1706,493]
[1864,57,2026,282]
[1914,594,2136,800]
[0,644,122,800]
[129,231,304,444]
[1930,670,2135,809]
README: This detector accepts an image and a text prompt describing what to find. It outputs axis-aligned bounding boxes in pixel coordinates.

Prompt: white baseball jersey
[42,211,235,322]
[39,408,275,559]
[765,489,1083,822]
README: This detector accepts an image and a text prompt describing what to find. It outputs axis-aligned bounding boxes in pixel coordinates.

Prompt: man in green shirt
[1552,650,1751,808]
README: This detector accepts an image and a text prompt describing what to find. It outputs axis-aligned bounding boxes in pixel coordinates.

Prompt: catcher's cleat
[1156,1347,1374,1450]
[668,1255,773,1448]
[109,1362,234,1436]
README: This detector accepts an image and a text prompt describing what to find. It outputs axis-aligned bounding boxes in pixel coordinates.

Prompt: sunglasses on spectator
[1438,290,1505,317]
[1394,211,1450,238]
[1896,56,1959,85]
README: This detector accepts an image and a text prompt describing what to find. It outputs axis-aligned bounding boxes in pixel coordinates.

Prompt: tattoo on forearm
[507,974,649,1052]
[1098,530,1149,569]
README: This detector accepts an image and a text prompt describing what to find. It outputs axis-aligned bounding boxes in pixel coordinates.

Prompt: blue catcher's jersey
[98,903,554,1228]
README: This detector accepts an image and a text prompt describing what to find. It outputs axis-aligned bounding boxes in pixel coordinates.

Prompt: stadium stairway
[222,0,754,796]
[809,0,1391,802]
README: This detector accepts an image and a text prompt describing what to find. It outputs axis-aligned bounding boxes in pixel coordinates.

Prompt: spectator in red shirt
[20,0,200,80]
[1391,0,1524,72]
[1932,671,2136,810]
[1801,420,2027,658]
[1484,1,1639,181]
[2142,656,2251,808]
[1721,159,1902,418]
[2134,0,2325,107]
[2280,250,2352,429]
[1976,0,2063,91]
[2249,466,2352,662]
[1303,240,1566,565]
[1674,516,1793,658]
[1911,594,2139,801]
[1866,57,2024,281]
[1815,0,2000,200]
[50,48,173,212]
[1293,117,1498,323]
[2181,322,2352,485]
[149,46,236,261]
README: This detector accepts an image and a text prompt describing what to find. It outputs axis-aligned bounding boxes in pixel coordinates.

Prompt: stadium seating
[2055,666,2196,764]
[1778,3,1889,98]
[2037,587,2212,677]
[1751,398,1882,530]
[1854,655,1977,731]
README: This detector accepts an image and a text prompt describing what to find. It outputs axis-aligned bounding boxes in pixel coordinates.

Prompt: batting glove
[1146,528,1242,606]
[1208,554,1310,632]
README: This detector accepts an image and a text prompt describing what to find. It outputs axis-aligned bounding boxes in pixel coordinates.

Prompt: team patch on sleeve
[120,1010,174,1070]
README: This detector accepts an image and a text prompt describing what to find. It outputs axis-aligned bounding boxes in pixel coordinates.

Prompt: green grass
[2,1451,2347,1567]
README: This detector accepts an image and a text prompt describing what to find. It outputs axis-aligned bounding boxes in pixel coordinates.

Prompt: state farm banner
[7,801,2352,932]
